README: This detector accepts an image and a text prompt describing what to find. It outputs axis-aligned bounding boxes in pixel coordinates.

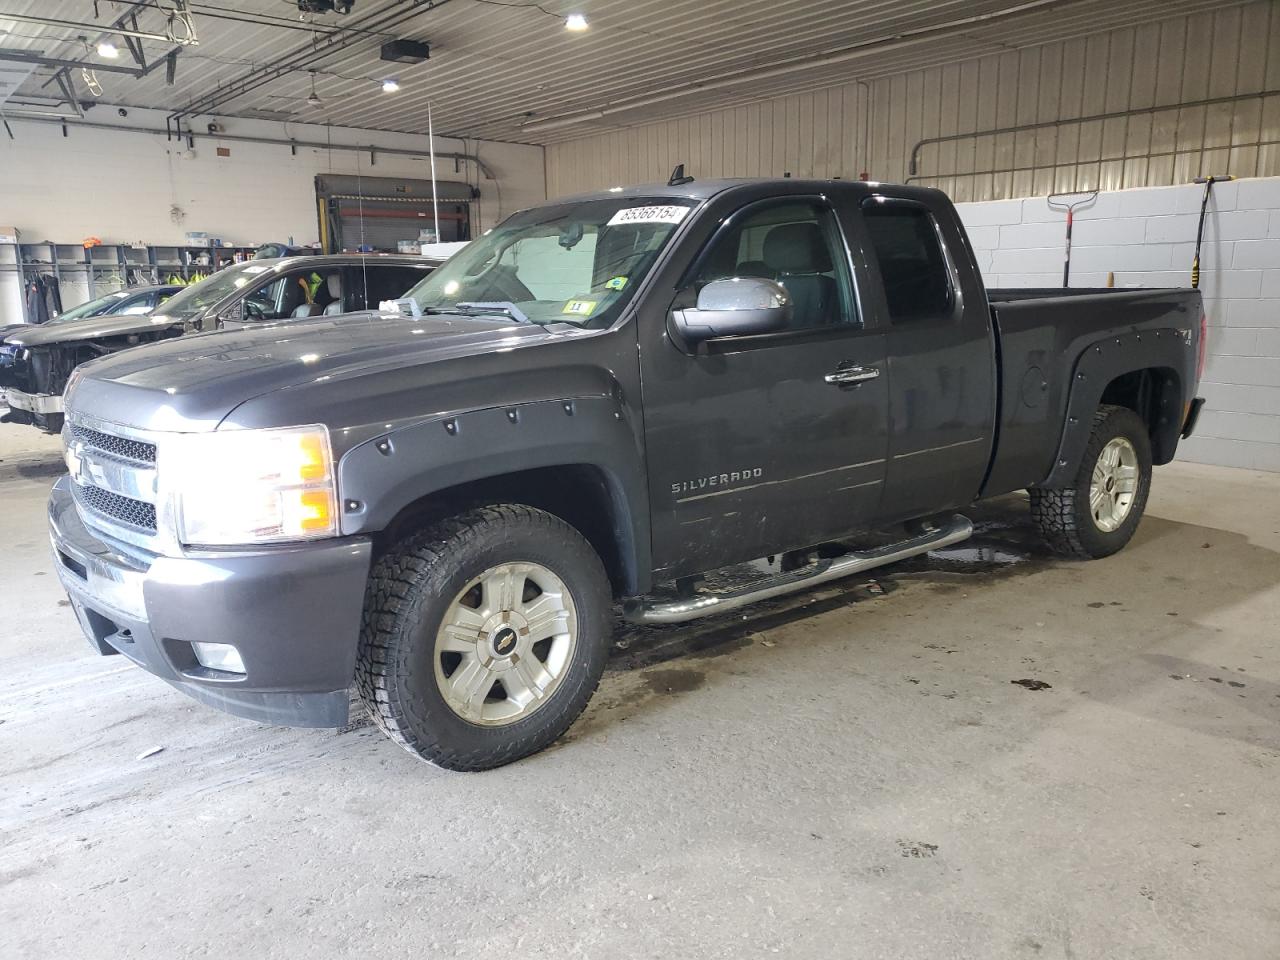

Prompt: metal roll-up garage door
[316,174,479,253]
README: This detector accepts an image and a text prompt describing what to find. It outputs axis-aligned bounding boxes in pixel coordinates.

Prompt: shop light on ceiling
[564,13,589,31]
[96,41,120,59]
[381,78,400,93]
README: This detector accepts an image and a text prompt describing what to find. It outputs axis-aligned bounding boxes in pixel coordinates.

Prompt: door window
[360,265,424,307]
[694,200,856,330]
[860,200,954,324]
[119,293,153,315]
[243,269,342,320]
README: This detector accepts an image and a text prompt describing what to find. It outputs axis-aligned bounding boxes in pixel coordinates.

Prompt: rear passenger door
[854,195,997,520]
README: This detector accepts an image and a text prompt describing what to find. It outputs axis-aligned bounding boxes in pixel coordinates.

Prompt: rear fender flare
[1041,328,1189,488]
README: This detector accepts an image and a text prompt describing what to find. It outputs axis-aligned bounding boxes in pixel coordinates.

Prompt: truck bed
[981,286,1202,498]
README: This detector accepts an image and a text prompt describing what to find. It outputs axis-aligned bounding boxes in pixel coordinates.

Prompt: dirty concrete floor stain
[2,433,1280,959]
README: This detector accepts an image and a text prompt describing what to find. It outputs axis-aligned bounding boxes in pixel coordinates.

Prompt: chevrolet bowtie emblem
[65,441,82,482]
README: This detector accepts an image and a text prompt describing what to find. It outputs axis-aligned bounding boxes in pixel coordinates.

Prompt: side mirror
[671,277,792,343]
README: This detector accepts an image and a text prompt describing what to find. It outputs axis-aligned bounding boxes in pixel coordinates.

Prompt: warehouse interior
[1,1,1278,957]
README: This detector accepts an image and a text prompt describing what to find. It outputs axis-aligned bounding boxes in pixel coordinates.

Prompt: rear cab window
[860,198,955,324]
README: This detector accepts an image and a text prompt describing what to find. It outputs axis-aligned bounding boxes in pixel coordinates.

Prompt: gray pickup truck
[49,177,1205,770]
[3,254,437,433]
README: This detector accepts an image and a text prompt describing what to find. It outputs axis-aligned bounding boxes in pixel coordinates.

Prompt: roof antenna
[667,163,694,186]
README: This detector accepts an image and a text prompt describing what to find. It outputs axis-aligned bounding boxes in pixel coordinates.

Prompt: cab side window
[242,276,287,320]
[860,200,953,324]
[696,200,856,330]
[242,269,343,321]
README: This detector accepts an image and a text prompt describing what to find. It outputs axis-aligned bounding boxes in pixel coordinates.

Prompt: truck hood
[68,311,576,432]
[4,312,180,347]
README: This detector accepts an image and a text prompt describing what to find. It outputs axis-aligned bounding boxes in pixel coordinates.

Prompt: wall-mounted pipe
[908,88,1280,179]
[903,138,1280,187]
[0,113,496,180]
[856,79,872,179]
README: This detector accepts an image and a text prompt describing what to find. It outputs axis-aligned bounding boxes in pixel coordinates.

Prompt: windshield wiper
[452,301,532,324]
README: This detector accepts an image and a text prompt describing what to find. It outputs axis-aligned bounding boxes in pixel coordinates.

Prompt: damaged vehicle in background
[2,255,442,432]
[0,284,181,390]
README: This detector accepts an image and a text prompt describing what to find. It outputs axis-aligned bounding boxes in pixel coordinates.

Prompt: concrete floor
[2,425,1278,960]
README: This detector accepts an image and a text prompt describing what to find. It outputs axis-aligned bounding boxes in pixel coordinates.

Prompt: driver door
[638,196,891,579]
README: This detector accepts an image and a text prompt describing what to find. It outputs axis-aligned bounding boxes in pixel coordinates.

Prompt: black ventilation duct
[381,40,430,64]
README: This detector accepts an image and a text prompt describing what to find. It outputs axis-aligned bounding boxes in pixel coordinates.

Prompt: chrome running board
[624,514,973,625]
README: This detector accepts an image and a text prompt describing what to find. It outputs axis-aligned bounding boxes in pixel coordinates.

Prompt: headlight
[63,364,85,402]
[165,425,338,546]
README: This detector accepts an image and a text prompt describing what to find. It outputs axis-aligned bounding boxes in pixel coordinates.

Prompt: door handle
[824,364,880,385]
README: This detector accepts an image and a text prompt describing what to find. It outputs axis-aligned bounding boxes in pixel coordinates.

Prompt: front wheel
[1030,404,1152,559]
[355,504,612,771]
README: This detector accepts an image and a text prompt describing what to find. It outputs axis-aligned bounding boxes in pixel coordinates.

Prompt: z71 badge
[671,467,764,501]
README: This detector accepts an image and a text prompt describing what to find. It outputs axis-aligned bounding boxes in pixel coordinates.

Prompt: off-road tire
[355,504,611,771]
[1030,404,1152,560]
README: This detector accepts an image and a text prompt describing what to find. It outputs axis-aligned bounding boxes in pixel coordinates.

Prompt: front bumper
[49,477,373,727]
[5,386,63,414]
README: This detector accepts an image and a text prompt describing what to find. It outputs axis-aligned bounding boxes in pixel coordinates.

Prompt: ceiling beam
[0,52,143,77]
[0,11,198,46]
[170,0,448,123]
[52,72,83,117]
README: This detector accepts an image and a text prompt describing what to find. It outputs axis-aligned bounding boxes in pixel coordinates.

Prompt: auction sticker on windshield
[563,299,598,317]
[607,205,691,226]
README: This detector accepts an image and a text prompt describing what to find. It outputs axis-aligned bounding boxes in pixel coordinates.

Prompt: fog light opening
[191,642,246,675]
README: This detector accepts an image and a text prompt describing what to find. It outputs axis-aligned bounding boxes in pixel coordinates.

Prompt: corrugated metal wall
[545,0,1280,202]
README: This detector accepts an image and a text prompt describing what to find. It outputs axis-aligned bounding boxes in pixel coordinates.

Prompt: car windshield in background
[404,198,698,328]
[52,290,133,324]
[151,261,279,321]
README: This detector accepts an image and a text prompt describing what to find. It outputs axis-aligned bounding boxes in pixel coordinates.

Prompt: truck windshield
[404,197,698,328]
[151,261,281,322]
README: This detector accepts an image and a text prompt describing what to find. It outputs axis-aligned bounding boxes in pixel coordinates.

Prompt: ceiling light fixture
[306,72,322,107]
[381,78,400,93]
[564,13,588,31]
[96,41,120,59]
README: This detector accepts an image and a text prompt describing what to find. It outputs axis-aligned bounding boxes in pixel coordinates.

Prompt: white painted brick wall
[957,176,1280,473]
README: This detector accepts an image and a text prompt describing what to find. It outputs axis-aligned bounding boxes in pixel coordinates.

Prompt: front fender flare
[336,395,650,589]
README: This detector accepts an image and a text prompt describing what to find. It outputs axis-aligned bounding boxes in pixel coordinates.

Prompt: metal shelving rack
[0,240,260,324]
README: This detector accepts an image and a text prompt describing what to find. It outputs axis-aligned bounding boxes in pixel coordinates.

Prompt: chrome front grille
[72,482,158,531]
[69,422,156,464]
[64,413,164,550]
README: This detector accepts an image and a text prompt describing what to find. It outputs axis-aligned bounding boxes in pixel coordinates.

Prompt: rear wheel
[355,504,611,771]
[1030,404,1152,559]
